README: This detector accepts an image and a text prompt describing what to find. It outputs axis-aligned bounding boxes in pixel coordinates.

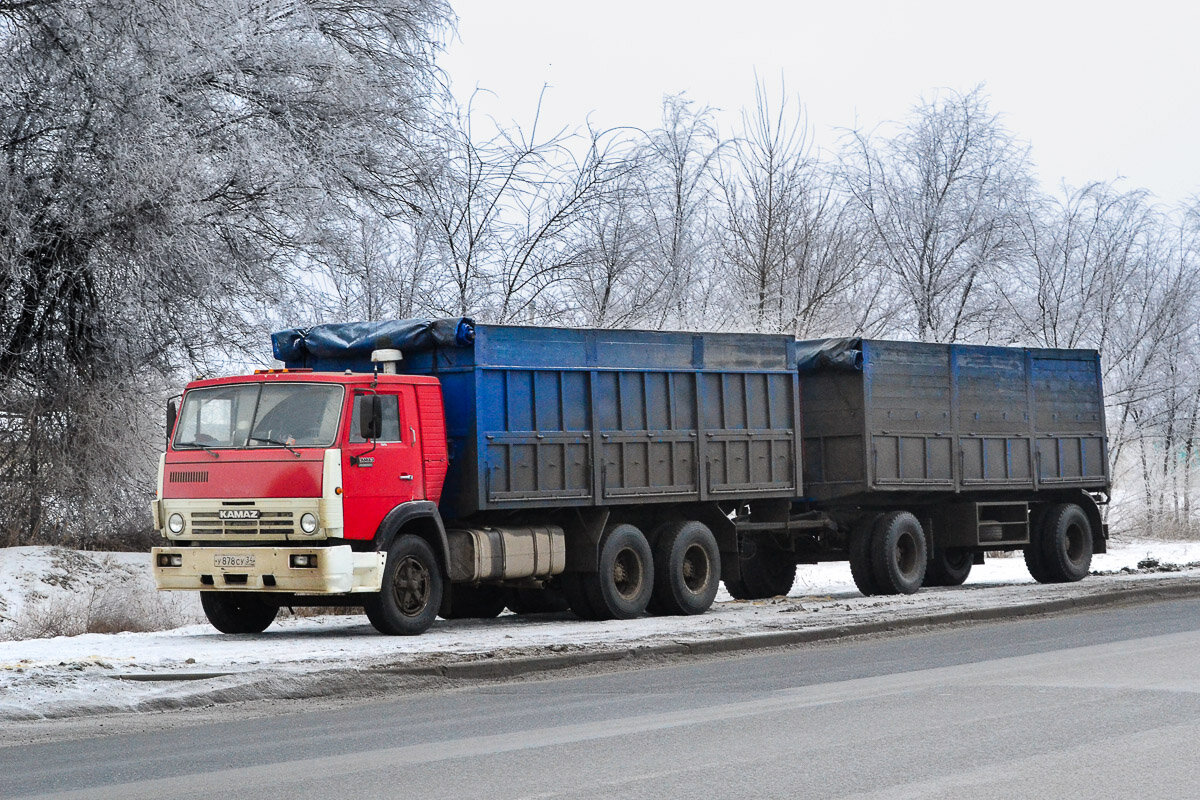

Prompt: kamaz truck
[151,319,1109,635]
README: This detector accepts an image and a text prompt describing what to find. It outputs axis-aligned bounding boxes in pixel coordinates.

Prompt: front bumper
[152,545,384,594]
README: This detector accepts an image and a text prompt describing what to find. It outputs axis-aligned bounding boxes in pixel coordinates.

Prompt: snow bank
[0,538,1198,721]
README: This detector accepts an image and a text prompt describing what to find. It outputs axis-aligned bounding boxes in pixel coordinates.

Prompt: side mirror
[166,398,179,447]
[359,394,383,440]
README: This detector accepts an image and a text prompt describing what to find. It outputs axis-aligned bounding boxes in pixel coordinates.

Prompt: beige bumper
[152,545,384,594]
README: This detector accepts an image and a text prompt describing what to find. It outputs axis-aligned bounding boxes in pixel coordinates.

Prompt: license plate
[213,553,256,569]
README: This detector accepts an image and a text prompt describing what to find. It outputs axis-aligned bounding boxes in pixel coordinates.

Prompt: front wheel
[365,534,443,635]
[200,592,278,634]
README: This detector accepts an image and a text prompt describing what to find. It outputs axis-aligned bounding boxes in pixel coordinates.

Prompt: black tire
[647,520,721,616]
[925,547,973,587]
[561,571,603,620]
[724,538,796,600]
[848,514,881,596]
[870,511,927,595]
[572,523,654,621]
[444,583,508,619]
[200,592,278,634]
[1036,503,1093,582]
[364,534,443,635]
[506,586,570,615]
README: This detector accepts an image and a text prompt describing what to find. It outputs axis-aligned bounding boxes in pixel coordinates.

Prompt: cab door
[341,386,425,540]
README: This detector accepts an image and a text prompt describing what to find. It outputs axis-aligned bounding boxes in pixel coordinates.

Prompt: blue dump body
[278,321,801,521]
[795,338,1110,503]
[275,321,1110,520]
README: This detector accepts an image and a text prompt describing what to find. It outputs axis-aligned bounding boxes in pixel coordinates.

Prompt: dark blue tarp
[272,318,475,368]
[794,337,864,372]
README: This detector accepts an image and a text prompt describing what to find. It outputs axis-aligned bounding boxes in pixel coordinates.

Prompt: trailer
[150,320,1109,635]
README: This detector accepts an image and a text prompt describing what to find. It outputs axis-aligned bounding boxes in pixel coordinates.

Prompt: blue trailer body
[278,322,802,521]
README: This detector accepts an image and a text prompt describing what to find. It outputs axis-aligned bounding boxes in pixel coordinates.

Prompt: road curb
[374,577,1200,682]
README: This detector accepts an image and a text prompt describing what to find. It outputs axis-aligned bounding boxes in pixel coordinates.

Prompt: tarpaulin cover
[271,318,475,367]
[794,337,864,372]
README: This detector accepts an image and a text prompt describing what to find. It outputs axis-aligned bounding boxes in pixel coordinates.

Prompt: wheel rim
[612,547,644,600]
[392,555,431,616]
[895,531,919,578]
[1064,521,1086,564]
[681,543,710,593]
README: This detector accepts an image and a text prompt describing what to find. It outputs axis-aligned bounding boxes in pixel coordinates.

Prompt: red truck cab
[151,369,447,602]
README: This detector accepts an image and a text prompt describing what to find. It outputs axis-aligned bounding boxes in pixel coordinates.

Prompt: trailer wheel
[925,547,973,587]
[724,540,796,600]
[506,586,571,615]
[443,584,507,619]
[848,515,882,596]
[647,520,721,615]
[870,511,927,595]
[1035,503,1093,582]
[365,534,443,635]
[200,592,278,634]
[570,524,654,621]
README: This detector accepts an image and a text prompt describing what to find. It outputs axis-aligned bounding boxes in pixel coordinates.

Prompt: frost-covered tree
[0,0,451,545]
[840,87,1034,342]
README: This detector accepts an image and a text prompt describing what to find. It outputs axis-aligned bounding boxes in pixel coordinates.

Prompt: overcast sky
[441,0,1199,206]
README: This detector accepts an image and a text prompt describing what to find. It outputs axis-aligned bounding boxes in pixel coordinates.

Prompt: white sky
[441,0,1199,206]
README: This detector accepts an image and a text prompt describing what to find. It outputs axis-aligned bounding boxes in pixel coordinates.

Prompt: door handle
[399,474,414,481]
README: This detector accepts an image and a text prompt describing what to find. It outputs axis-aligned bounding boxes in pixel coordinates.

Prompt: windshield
[173,383,344,450]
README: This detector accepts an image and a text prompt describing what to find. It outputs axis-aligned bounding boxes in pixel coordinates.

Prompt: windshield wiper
[175,440,220,458]
[248,434,302,457]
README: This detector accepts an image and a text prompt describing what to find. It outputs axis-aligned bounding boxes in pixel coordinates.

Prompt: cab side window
[350,393,402,442]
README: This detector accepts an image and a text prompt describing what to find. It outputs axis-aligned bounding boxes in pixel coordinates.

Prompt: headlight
[168,513,185,534]
[300,513,319,534]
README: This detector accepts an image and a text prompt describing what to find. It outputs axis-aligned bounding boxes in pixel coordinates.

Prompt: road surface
[5,597,1200,799]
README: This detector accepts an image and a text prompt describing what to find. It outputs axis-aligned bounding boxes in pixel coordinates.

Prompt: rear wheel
[925,547,973,587]
[444,584,507,619]
[648,520,721,615]
[870,511,927,595]
[568,524,654,621]
[1035,503,1093,582]
[848,514,882,596]
[200,592,278,634]
[365,535,443,635]
[724,539,796,600]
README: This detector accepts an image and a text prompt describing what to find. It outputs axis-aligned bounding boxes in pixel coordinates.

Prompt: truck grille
[189,510,296,536]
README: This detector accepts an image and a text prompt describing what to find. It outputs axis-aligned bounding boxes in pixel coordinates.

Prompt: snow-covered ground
[1,539,1198,722]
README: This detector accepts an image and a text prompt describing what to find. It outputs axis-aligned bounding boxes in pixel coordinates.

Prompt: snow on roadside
[1,538,1198,722]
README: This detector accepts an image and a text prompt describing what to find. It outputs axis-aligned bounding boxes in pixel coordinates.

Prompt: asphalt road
[6,597,1200,799]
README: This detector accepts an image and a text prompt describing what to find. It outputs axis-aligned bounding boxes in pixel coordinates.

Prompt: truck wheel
[365,534,443,635]
[444,584,507,619]
[647,520,721,615]
[925,547,973,587]
[870,511,927,595]
[724,540,796,600]
[561,572,603,620]
[1036,503,1093,582]
[506,586,570,615]
[200,592,278,634]
[573,523,654,621]
[848,514,881,596]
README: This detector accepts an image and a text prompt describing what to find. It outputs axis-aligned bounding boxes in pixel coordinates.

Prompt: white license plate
[213,553,256,569]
